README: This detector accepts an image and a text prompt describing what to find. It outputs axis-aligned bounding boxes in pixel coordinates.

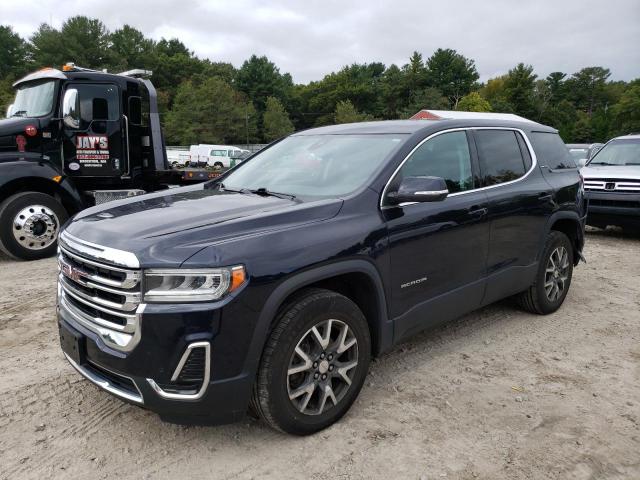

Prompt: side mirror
[387,176,449,205]
[577,158,588,167]
[62,88,80,129]
[5,104,14,118]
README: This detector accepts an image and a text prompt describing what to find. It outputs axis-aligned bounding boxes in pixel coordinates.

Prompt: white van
[188,144,249,168]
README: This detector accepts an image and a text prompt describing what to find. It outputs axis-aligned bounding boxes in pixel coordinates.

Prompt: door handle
[468,207,488,217]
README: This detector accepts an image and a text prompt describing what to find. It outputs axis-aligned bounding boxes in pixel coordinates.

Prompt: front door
[61,83,126,177]
[383,130,490,341]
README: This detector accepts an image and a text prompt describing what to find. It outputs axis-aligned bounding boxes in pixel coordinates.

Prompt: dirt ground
[0,228,638,480]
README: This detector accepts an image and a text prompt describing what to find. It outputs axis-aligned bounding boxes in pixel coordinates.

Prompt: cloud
[2,0,639,83]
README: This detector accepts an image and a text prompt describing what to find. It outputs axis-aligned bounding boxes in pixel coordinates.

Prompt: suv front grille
[584,178,640,193]
[57,234,143,351]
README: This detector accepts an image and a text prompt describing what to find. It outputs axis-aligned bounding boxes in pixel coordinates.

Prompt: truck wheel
[0,192,68,261]
[213,162,224,169]
[252,288,371,435]
[516,231,574,315]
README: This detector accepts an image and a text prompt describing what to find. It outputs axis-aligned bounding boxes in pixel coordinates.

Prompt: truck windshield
[587,139,640,166]
[219,134,407,199]
[10,80,56,118]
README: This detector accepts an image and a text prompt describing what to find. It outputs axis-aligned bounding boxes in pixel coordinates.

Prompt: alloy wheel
[12,204,59,251]
[544,246,570,302]
[287,319,359,416]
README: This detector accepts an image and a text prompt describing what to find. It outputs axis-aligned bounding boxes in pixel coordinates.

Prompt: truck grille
[57,232,143,351]
[584,178,640,193]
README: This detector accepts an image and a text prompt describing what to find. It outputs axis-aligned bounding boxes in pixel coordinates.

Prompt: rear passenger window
[399,131,474,193]
[475,130,527,186]
[529,132,577,169]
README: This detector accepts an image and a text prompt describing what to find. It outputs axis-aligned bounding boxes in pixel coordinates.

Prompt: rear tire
[213,161,224,169]
[251,288,371,435]
[0,192,68,260]
[516,231,574,314]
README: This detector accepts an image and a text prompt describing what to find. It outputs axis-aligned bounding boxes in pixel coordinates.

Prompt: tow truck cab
[0,64,212,260]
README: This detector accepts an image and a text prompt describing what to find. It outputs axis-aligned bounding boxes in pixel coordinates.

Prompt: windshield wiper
[11,110,27,117]
[588,162,614,165]
[219,184,297,201]
[247,187,298,201]
[625,162,640,165]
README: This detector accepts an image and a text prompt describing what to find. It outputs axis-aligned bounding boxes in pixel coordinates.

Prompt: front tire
[0,192,68,260]
[516,231,574,314]
[252,288,371,435]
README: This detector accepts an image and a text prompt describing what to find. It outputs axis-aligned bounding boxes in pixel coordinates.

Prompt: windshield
[587,139,640,166]
[9,80,56,118]
[568,148,588,161]
[219,134,407,199]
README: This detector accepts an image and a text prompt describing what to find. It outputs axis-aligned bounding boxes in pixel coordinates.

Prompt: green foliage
[263,96,294,141]
[611,85,640,135]
[0,16,638,143]
[165,77,256,145]
[456,92,491,112]
[334,100,373,124]
[425,48,479,108]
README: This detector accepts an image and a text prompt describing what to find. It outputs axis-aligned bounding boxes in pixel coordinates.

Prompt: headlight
[143,266,246,302]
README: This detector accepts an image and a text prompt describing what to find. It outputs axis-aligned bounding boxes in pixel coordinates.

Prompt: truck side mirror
[62,89,80,129]
[577,158,588,167]
[5,104,14,118]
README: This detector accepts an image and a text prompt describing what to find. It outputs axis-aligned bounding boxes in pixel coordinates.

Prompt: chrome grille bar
[57,232,143,352]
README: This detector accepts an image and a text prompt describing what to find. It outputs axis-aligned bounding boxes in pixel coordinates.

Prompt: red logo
[16,135,27,152]
[25,125,37,137]
[61,263,85,282]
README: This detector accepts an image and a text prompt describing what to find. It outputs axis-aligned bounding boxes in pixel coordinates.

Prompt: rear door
[62,83,125,177]
[472,128,554,304]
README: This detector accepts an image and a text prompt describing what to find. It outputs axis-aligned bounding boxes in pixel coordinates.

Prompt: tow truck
[0,63,221,260]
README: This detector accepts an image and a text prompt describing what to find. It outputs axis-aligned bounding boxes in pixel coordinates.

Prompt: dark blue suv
[57,118,585,434]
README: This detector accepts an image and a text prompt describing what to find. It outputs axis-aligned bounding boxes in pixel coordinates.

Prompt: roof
[411,109,536,123]
[295,118,553,136]
[13,68,67,88]
[613,134,640,140]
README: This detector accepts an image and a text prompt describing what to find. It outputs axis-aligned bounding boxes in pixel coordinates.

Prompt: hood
[0,117,40,153]
[64,184,343,266]
[581,164,640,180]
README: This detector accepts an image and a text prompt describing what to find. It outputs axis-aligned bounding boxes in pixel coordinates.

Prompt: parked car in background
[582,134,640,232]
[57,117,585,434]
[189,144,250,168]
[566,143,604,167]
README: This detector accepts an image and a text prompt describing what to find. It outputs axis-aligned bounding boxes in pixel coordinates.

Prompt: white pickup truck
[189,144,250,168]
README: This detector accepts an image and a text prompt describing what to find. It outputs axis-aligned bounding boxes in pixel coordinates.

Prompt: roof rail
[119,69,153,79]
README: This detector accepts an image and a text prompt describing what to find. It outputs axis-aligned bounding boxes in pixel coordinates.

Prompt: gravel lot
[0,229,639,480]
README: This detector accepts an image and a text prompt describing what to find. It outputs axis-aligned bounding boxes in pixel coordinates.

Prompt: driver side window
[399,131,474,193]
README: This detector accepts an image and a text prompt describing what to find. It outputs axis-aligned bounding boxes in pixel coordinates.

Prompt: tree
[503,63,537,119]
[59,16,112,68]
[263,96,294,141]
[334,100,373,124]
[236,54,293,114]
[0,26,29,78]
[110,25,155,71]
[29,23,65,68]
[456,92,491,112]
[402,51,428,98]
[565,67,611,115]
[401,87,449,118]
[165,77,256,145]
[611,85,640,136]
[425,48,479,108]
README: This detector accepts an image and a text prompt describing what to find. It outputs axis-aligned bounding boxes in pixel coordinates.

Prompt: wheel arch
[545,211,585,265]
[0,176,83,216]
[243,260,392,378]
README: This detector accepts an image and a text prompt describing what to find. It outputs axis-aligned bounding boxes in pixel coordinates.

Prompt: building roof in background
[410,109,535,123]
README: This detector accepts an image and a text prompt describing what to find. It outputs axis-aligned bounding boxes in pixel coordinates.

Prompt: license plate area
[59,321,85,366]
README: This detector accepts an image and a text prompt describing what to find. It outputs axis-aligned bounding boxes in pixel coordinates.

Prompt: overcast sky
[2,0,639,83]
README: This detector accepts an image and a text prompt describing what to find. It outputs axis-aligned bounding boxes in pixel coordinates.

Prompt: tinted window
[399,131,474,193]
[530,132,577,169]
[75,84,119,128]
[475,130,526,186]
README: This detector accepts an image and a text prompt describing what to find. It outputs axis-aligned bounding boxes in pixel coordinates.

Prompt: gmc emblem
[60,262,84,282]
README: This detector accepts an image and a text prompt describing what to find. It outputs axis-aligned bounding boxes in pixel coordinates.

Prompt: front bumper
[57,295,256,425]
[585,191,640,226]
